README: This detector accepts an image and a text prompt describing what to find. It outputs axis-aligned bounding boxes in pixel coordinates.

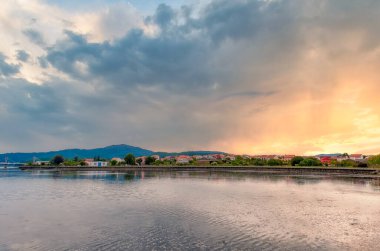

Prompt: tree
[299,158,322,166]
[145,156,156,165]
[51,155,64,165]
[330,159,338,167]
[290,156,304,166]
[267,159,283,166]
[154,160,162,165]
[231,155,244,166]
[124,154,136,165]
[110,160,118,166]
[251,158,266,166]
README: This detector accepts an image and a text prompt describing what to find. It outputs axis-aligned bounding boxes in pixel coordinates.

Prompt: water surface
[0,170,379,250]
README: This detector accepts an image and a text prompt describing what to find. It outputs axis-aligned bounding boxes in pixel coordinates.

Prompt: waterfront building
[320,157,333,165]
[226,155,236,161]
[282,155,296,161]
[176,155,192,164]
[349,154,365,161]
[34,161,50,165]
[196,158,211,165]
[86,161,109,167]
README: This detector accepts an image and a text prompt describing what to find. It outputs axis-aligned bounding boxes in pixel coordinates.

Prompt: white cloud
[70,2,145,42]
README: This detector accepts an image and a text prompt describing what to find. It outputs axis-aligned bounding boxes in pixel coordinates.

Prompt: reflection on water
[3,169,379,189]
[0,169,380,251]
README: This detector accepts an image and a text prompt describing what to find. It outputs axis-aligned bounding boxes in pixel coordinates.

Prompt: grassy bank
[20,165,380,175]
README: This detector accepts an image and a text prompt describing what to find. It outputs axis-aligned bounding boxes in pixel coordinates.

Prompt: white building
[87,161,109,167]
[176,158,190,164]
[226,155,236,161]
[34,161,50,165]
[349,154,364,161]
[176,155,191,164]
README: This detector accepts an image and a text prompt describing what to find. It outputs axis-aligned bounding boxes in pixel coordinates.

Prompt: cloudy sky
[1,0,380,155]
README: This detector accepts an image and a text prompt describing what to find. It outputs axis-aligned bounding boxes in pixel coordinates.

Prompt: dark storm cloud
[0,53,19,77]
[43,0,322,95]
[4,82,64,116]
[0,78,71,121]
[153,4,175,29]
[46,29,213,92]
[45,0,284,92]
[199,0,263,42]
[0,77,101,151]
[16,50,30,62]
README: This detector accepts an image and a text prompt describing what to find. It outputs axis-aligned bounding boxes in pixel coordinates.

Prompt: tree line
[32,153,380,168]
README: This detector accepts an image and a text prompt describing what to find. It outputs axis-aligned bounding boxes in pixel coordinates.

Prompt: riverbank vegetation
[368,155,380,167]
[25,153,380,169]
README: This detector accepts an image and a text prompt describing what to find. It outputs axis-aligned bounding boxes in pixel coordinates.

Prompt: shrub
[368,154,380,165]
[267,159,283,166]
[290,156,304,166]
[337,159,356,167]
[298,158,322,166]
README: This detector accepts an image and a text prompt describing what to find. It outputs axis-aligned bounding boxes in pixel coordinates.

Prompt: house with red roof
[349,154,364,161]
[176,155,192,164]
[320,156,333,165]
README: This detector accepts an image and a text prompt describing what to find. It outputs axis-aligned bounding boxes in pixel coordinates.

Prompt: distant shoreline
[19,165,380,176]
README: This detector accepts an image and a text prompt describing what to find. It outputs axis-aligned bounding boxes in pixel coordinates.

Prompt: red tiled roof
[350,154,362,157]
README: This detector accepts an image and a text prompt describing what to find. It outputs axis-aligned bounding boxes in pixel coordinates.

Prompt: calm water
[0,170,380,251]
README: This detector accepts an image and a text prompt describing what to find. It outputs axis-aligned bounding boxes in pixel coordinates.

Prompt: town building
[193,155,204,160]
[176,155,192,164]
[255,155,278,160]
[320,156,333,165]
[225,155,236,161]
[34,161,50,165]
[336,155,349,162]
[212,154,226,160]
[196,158,211,165]
[282,155,295,161]
[349,154,364,161]
[86,161,109,167]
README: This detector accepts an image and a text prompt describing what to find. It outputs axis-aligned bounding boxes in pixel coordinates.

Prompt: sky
[1,0,380,155]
